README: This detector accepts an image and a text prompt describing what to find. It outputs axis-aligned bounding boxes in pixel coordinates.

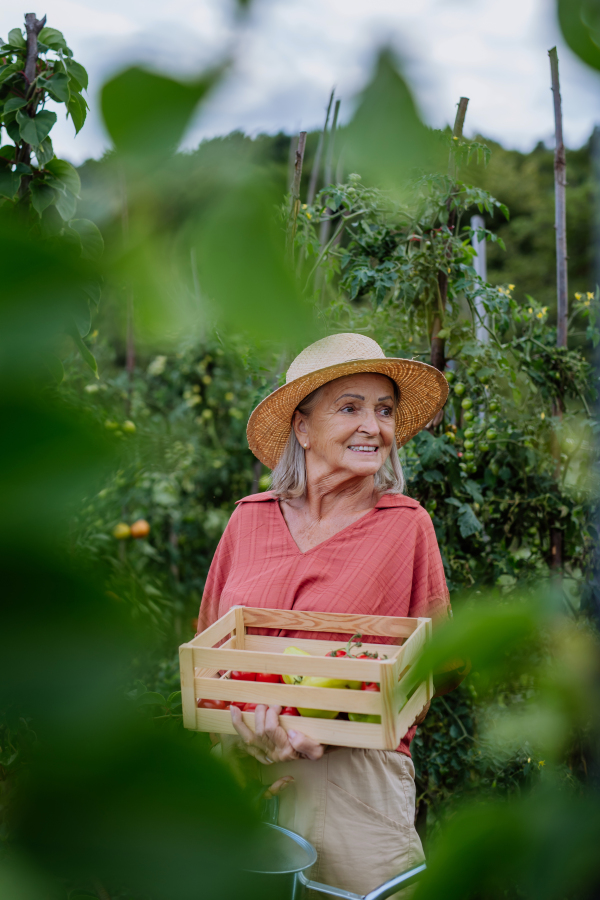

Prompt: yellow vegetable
[297,675,361,718]
[282,646,310,685]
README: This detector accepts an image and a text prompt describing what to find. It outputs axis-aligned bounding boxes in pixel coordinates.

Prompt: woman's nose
[358,409,380,434]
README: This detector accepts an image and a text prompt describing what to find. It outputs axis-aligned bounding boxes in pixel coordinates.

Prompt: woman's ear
[292,411,308,442]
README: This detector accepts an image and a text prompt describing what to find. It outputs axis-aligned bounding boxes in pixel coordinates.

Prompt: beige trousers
[259,748,425,897]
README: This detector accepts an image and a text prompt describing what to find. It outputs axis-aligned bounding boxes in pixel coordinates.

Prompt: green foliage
[0,17,101,379]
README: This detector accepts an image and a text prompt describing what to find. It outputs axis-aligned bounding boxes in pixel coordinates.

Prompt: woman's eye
[380,407,393,417]
[340,405,355,413]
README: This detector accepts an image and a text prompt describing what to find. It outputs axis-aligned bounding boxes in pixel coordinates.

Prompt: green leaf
[0,167,20,200]
[45,158,81,197]
[72,298,92,337]
[464,479,484,505]
[345,50,441,198]
[54,189,77,221]
[30,181,56,216]
[7,28,26,49]
[458,504,483,538]
[4,96,28,113]
[65,59,88,90]
[101,66,214,160]
[67,92,88,134]
[38,27,68,51]
[5,119,20,144]
[67,322,98,377]
[136,691,167,707]
[16,109,57,146]
[0,63,21,85]
[69,218,104,260]
[558,0,600,71]
[0,145,15,160]
[167,691,182,706]
[40,72,70,103]
[83,281,102,308]
[35,137,54,167]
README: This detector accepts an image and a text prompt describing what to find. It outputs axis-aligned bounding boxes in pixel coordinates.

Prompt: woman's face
[293,373,397,482]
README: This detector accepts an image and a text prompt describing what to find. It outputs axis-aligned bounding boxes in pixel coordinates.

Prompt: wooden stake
[549,47,568,571]
[549,48,568,349]
[287,131,307,261]
[319,99,341,249]
[307,90,335,206]
[430,97,469,374]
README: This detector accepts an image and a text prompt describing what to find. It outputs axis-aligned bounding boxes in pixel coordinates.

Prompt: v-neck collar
[274,498,380,556]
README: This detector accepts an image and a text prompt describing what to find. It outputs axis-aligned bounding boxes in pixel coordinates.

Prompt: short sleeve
[407,509,450,623]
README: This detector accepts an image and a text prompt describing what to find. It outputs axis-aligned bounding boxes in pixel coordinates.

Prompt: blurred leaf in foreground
[557,0,600,72]
[345,49,442,197]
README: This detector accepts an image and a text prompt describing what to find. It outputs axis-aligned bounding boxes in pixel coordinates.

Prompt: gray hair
[269,381,405,500]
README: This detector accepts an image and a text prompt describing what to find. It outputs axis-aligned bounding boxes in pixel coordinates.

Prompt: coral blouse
[198,491,450,756]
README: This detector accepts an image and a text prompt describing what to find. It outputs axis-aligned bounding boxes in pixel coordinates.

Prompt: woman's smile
[347,444,379,454]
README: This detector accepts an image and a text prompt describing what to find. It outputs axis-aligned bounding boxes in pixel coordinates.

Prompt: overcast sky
[3,0,600,164]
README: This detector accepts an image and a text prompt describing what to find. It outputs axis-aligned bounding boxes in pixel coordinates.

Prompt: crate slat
[243,634,401,658]
[186,607,236,648]
[240,606,418,638]
[196,708,388,750]
[192,647,383,681]
[194,677,382,714]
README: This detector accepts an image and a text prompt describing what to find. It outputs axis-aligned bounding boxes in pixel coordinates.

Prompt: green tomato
[477,371,491,383]
[467,463,477,473]
[454,382,466,396]
[429,500,438,511]
[490,463,500,476]
[349,713,381,723]
[464,451,475,461]
[445,371,455,383]
[464,440,475,450]
[479,442,490,452]
[122,420,136,434]
[461,397,473,410]
[445,431,456,444]
[467,367,476,377]
[486,428,498,441]
[464,428,475,439]
[489,400,500,412]
[463,410,475,422]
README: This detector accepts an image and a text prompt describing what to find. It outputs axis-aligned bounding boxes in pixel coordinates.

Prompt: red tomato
[242,703,258,712]
[280,706,300,716]
[361,682,380,692]
[326,649,347,657]
[230,671,257,681]
[255,673,282,683]
[197,698,230,709]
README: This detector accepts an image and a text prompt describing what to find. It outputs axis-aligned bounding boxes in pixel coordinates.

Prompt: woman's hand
[230,704,324,765]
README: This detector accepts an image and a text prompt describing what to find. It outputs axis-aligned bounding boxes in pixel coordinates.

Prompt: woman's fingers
[230,703,256,744]
[287,729,325,760]
[263,775,294,799]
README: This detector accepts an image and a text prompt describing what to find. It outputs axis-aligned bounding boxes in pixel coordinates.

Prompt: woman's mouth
[348,445,379,454]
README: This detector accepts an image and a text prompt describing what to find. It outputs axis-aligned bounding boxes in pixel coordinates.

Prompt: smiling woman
[197,333,463,896]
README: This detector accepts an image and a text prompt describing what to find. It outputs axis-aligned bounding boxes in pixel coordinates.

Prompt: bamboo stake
[319,99,341,248]
[307,89,335,206]
[287,131,307,261]
[430,97,469,373]
[549,48,568,348]
[549,47,568,571]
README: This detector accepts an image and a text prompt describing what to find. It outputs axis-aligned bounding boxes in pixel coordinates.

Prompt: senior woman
[198,333,461,896]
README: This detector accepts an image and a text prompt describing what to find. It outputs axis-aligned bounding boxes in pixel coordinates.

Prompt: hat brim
[246,357,449,469]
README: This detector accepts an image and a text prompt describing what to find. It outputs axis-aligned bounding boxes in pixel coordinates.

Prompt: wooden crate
[179,606,432,750]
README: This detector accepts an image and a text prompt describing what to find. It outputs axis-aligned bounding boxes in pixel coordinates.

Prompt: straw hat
[247,333,449,469]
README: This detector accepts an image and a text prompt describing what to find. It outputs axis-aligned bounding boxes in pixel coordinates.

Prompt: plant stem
[287,130,307,262]
[307,90,334,206]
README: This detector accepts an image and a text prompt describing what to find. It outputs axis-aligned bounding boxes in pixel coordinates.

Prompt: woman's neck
[296,471,378,522]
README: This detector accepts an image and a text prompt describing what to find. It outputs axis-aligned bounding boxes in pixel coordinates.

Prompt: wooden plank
[243,634,401,659]
[179,646,196,730]
[185,608,236,649]
[194,677,381,714]
[395,619,429,670]
[395,682,429,743]
[192,647,384,681]
[195,708,387,750]
[241,607,418,639]
[233,607,246,650]
[379,664,397,749]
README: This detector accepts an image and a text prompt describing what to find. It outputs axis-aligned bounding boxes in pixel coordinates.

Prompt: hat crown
[286,333,385,384]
